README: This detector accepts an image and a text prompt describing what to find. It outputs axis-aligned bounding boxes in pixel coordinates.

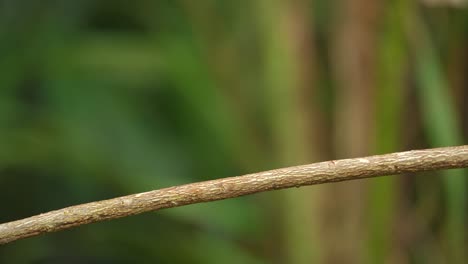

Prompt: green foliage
[0,1,466,263]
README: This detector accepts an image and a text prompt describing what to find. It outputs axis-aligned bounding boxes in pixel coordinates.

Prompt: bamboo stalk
[1,145,467,245]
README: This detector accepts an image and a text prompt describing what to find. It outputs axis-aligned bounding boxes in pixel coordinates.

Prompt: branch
[1,145,467,245]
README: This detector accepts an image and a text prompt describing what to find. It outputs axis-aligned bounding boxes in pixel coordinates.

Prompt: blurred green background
[0,0,467,263]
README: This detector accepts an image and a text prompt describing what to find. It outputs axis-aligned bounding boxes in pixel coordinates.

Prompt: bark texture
[1,145,467,245]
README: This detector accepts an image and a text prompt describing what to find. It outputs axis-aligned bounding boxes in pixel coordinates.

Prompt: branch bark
[1,145,467,245]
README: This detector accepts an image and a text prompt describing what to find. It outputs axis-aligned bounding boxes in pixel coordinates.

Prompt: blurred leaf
[369,0,408,263]
[412,10,466,263]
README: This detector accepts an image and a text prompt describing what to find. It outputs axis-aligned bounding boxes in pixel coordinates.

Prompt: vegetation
[0,1,467,263]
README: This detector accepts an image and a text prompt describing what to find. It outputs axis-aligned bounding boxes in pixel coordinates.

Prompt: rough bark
[1,145,467,245]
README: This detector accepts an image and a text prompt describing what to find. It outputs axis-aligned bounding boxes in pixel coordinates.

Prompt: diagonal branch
[1,145,467,245]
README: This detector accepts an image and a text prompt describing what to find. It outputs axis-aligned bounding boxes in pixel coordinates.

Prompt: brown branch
[1,145,468,245]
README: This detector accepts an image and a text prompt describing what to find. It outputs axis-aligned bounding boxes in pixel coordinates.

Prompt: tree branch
[1,145,467,245]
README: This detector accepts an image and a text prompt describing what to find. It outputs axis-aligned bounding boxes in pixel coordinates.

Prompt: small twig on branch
[1,145,467,245]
